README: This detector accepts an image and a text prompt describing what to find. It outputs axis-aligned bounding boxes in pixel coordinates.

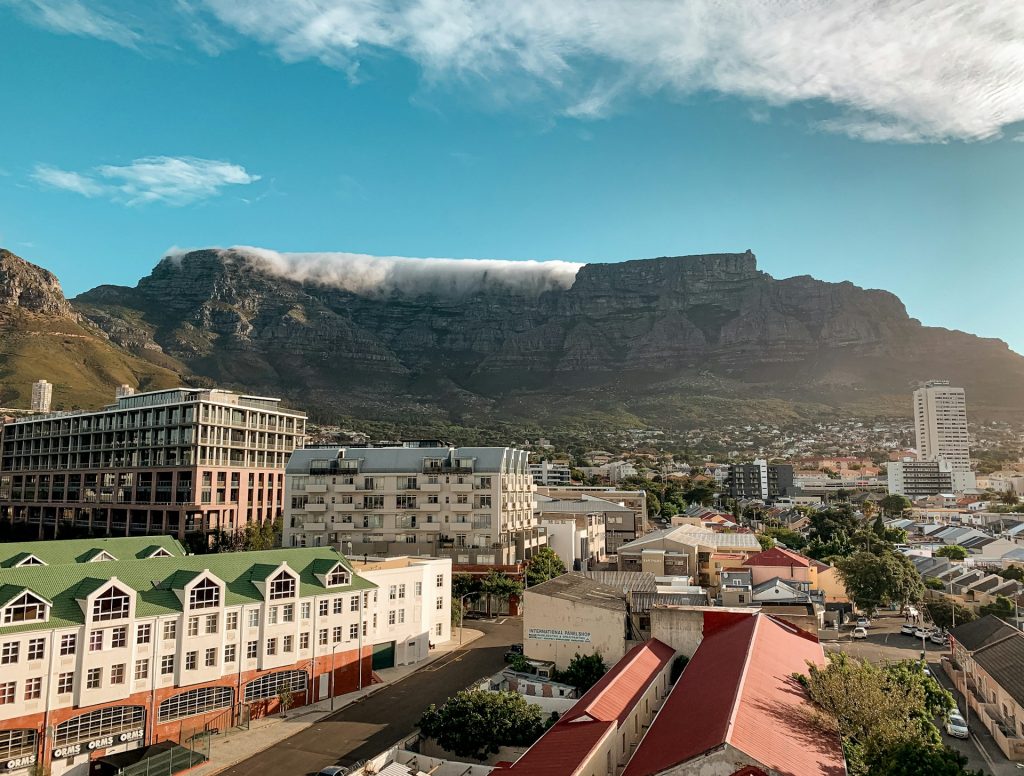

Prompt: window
[334,598,344,615]
[224,644,236,663]
[246,609,259,628]
[436,574,444,587]
[301,602,311,619]
[24,677,41,700]
[60,633,76,655]
[188,616,200,637]
[134,660,148,681]
[398,609,405,624]
[246,641,258,660]
[333,626,343,643]
[1,641,19,665]
[110,664,126,685]
[54,706,145,747]
[86,668,101,689]
[205,648,217,667]
[300,633,310,650]
[0,729,37,761]
[269,571,296,600]
[137,623,152,644]
[2,592,47,624]
[92,587,131,621]
[282,604,295,623]
[161,655,175,675]
[349,623,358,640]
[415,582,422,596]
[189,577,220,609]
[327,567,350,586]
[319,629,328,646]
[158,686,233,722]
[319,600,329,617]
[0,683,14,704]
[206,614,219,634]
[163,621,177,641]
[399,584,407,599]
[349,596,359,612]
[58,672,74,694]
[185,651,198,670]
[435,623,443,636]
[244,670,307,702]
[89,631,104,651]
[436,597,444,611]
[226,611,239,630]
[111,626,127,648]
[389,585,397,600]
[266,638,277,656]
[283,635,293,652]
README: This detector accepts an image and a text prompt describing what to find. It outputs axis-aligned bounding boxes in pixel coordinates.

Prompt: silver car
[945,711,969,739]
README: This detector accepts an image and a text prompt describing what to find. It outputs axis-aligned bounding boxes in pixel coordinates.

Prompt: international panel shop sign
[528,628,592,643]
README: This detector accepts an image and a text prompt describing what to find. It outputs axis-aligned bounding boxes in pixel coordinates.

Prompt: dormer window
[93,586,131,621]
[326,566,351,587]
[15,554,46,567]
[2,592,48,624]
[89,550,117,563]
[148,547,173,559]
[189,577,220,609]
[269,571,296,600]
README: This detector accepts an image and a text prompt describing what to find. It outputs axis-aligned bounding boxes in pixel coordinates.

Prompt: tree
[670,654,689,683]
[554,652,607,693]
[480,572,523,616]
[419,690,545,760]
[867,741,984,776]
[525,547,567,586]
[880,494,912,517]
[924,600,976,630]
[934,545,968,561]
[980,595,1016,618]
[998,565,1024,581]
[756,534,775,551]
[762,527,807,551]
[277,688,294,716]
[873,515,886,537]
[452,572,482,602]
[835,551,923,616]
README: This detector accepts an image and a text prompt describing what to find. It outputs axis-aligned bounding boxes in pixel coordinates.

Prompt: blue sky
[2,1,1024,352]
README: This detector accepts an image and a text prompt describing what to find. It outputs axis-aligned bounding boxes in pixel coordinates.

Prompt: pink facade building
[0,388,306,539]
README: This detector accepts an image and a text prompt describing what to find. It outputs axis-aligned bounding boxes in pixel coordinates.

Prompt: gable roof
[502,639,675,776]
[0,547,374,635]
[973,632,1024,708]
[743,547,813,569]
[950,615,1019,652]
[622,614,844,776]
[0,536,186,568]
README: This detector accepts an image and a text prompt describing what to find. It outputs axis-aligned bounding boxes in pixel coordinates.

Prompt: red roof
[743,546,813,569]
[501,639,676,776]
[622,614,845,776]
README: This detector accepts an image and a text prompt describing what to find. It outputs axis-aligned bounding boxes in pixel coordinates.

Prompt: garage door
[372,641,395,670]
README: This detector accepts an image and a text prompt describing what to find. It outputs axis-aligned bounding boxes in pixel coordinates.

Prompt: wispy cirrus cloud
[8,0,1024,143]
[4,0,140,46]
[31,156,260,205]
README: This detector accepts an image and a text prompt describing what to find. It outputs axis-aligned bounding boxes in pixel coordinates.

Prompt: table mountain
[66,247,1024,427]
[0,249,181,410]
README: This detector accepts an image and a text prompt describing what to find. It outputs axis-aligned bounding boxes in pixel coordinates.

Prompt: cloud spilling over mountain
[164,246,584,298]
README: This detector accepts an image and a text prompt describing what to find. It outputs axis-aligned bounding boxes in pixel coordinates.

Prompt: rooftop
[743,546,814,569]
[525,573,627,612]
[950,614,1020,652]
[0,535,186,568]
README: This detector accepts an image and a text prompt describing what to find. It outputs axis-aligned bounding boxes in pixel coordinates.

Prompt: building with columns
[0,387,306,539]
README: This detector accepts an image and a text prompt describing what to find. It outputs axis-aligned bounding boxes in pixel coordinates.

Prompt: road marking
[971,732,996,772]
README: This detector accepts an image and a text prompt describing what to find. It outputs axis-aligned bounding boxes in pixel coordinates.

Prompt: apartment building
[0,540,449,776]
[528,461,571,487]
[536,487,648,554]
[724,459,794,502]
[0,387,306,539]
[283,444,541,567]
[30,380,52,413]
[535,495,607,571]
[914,380,975,492]
[888,459,954,498]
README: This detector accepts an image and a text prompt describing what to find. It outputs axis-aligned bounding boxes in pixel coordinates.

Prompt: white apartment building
[888,459,954,498]
[914,380,975,492]
[535,494,607,571]
[528,461,571,487]
[30,380,52,413]
[284,444,541,567]
[0,539,450,776]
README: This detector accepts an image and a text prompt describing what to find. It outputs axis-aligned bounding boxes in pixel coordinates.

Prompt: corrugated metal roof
[950,615,1019,652]
[581,571,657,593]
[525,573,627,612]
[973,631,1024,708]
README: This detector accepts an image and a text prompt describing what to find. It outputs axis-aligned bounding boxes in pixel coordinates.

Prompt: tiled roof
[623,613,844,776]
[0,536,186,567]
[743,547,813,569]
[503,639,675,776]
[950,615,1019,652]
[0,547,375,635]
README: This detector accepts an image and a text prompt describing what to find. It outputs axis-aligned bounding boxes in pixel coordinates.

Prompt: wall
[653,743,764,775]
[816,567,849,603]
[523,590,627,668]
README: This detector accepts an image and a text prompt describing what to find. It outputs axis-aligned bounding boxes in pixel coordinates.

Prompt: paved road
[219,617,522,776]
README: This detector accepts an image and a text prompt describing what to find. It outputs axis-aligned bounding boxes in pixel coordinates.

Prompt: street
[825,613,1013,775]
[218,617,521,776]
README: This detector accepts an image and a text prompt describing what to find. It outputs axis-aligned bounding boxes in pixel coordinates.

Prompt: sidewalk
[188,629,484,776]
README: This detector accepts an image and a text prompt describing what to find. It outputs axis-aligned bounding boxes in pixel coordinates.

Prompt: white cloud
[31,156,260,205]
[10,0,1024,143]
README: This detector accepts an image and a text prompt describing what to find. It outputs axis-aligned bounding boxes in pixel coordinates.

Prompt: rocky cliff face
[0,249,77,318]
[66,247,1024,425]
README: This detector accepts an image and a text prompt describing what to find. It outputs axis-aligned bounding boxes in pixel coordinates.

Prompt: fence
[117,739,209,776]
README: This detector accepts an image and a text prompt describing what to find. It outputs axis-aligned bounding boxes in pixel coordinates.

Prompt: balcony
[451,483,473,493]
[302,522,326,532]
[420,483,441,493]
[306,482,328,493]
[452,501,473,512]
[305,502,327,512]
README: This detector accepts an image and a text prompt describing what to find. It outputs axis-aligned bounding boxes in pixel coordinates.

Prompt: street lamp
[330,642,345,710]
[458,592,476,646]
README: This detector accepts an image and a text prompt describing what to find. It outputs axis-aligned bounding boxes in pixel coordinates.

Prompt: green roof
[0,536,187,568]
[0,547,376,635]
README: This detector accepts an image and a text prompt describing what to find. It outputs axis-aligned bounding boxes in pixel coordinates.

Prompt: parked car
[900,623,916,636]
[930,631,949,646]
[504,644,525,662]
[945,711,969,739]
[856,617,871,628]
[463,610,486,621]
[914,626,931,638]
[852,627,868,639]
[317,767,350,776]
